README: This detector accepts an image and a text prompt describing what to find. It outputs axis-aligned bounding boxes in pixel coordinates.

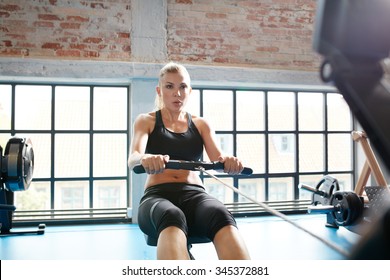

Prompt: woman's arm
[128,113,169,174]
[128,114,151,170]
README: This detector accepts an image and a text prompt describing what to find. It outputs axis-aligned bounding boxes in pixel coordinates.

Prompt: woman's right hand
[140,154,170,174]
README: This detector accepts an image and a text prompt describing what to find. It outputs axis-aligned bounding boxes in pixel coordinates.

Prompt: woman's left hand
[218,156,244,175]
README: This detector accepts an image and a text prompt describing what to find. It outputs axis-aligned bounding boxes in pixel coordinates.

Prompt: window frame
[192,87,356,216]
[0,82,131,225]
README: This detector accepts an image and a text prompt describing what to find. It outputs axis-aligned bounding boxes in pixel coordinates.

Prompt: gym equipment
[0,137,45,236]
[352,131,388,200]
[299,176,364,228]
[314,0,390,172]
[309,190,364,227]
[133,160,350,258]
[312,0,390,259]
[365,186,390,218]
[133,160,253,175]
[299,175,340,206]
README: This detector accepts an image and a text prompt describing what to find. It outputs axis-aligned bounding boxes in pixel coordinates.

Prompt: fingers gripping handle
[212,162,253,175]
[132,160,253,175]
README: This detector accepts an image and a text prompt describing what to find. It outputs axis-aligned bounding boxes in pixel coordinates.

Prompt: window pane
[299,134,324,172]
[298,92,324,131]
[268,91,295,131]
[204,134,233,161]
[93,87,127,130]
[55,86,90,130]
[15,85,51,130]
[186,89,200,116]
[0,85,12,130]
[327,93,351,131]
[237,178,265,203]
[55,181,89,209]
[237,91,264,131]
[16,133,51,178]
[55,134,89,177]
[237,134,265,173]
[269,134,296,173]
[93,180,127,208]
[93,134,127,177]
[203,177,234,203]
[203,90,233,131]
[269,177,294,201]
[14,181,51,211]
[328,134,352,171]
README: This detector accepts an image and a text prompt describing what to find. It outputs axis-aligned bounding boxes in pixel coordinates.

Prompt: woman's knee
[158,206,187,231]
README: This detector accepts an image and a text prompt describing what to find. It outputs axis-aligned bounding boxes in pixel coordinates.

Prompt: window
[187,88,354,215]
[0,83,130,224]
[273,134,294,154]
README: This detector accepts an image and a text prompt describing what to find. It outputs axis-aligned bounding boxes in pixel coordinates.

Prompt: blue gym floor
[0,214,360,260]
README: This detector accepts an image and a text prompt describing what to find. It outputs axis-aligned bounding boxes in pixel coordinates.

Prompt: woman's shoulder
[136,111,156,122]
[134,112,157,129]
[190,113,212,132]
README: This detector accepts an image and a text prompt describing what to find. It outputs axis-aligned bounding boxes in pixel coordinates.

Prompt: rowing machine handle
[133,160,253,175]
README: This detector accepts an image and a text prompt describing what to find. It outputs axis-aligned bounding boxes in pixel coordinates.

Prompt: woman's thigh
[138,196,188,239]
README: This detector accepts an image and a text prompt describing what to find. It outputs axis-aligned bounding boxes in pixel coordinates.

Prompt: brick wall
[0,0,131,60]
[0,0,321,71]
[167,0,320,70]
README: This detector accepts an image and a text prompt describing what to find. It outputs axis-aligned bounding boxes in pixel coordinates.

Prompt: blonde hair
[154,62,191,110]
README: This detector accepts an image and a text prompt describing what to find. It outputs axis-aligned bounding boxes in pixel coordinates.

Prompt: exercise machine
[299,176,365,231]
[0,137,45,236]
[299,130,390,231]
[313,0,390,259]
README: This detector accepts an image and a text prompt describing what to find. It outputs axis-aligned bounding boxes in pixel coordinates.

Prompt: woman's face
[157,71,192,112]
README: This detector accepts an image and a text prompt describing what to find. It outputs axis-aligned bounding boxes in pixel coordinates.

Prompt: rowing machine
[0,137,45,236]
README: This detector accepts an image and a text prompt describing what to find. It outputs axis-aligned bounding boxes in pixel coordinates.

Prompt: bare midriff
[144,169,203,189]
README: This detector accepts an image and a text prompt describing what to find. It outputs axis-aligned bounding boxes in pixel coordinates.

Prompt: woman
[128,62,250,260]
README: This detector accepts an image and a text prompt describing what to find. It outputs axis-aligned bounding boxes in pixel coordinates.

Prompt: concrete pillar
[131,0,167,62]
[129,78,157,223]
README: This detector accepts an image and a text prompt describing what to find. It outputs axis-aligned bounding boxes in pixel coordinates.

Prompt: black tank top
[145,110,204,161]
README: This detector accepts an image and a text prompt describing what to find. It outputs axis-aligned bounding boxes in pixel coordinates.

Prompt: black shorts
[138,183,237,241]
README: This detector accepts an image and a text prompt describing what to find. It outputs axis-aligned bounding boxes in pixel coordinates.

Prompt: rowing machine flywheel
[3,137,34,192]
[1,137,44,236]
